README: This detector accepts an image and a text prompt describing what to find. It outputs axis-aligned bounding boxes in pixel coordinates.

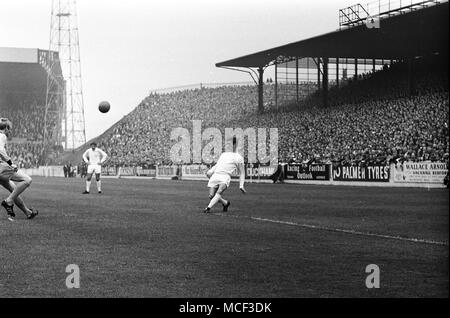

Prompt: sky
[0,0,352,140]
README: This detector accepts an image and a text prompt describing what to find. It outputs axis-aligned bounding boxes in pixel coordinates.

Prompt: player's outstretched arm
[238,162,246,194]
[206,164,216,178]
[0,130,17,171]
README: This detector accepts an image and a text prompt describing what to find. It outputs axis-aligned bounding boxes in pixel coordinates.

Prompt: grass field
[0,176,448,297]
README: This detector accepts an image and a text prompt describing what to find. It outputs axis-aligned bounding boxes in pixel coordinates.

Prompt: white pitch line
[216,213,449,246]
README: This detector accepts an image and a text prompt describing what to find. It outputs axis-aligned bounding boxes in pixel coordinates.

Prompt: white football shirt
[82,148,108,165]
[208,152,245,188]
[211,152,244,175]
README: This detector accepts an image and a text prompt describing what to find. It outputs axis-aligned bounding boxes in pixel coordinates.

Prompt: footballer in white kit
[82,142,108,194]
[204,137,246,213]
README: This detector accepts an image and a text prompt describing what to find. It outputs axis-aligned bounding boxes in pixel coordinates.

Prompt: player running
[0,118,38,221]
[82,142,108,194]
[204,136,246,213]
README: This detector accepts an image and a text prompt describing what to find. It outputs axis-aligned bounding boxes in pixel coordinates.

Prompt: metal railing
[339,0,446,28]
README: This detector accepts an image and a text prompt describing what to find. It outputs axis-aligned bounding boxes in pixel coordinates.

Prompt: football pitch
[0,177,448,297]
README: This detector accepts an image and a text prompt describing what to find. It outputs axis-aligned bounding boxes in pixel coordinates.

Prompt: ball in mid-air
[98,101,110,113]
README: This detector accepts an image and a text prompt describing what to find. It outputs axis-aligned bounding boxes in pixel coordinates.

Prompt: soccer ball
[99,101,110,113]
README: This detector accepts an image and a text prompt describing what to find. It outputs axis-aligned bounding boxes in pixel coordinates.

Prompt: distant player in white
[0,118,38,220]
[82,142,108,194]
[204,137,246,213]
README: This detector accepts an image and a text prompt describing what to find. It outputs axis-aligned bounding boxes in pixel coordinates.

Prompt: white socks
[86,180,102,192]
[208,193,222,209]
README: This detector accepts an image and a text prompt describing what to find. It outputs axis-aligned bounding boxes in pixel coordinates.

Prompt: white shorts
[207,173,231,188]
[87,164,102,174]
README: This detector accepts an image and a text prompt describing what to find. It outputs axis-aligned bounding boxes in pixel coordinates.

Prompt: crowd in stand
[97,85,274,166]
[0,97,59,167]
[94,57,448,167]
[7,142,41,168]
[2,56,449,169]
[1,99,49,141]
[239,92,448,166]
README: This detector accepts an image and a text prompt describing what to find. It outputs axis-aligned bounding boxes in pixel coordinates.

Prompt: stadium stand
[4,2,448,172]
[96,85,275,166]
[91,56,448,168]
[0,95,62,168]
[0,48,63,168]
